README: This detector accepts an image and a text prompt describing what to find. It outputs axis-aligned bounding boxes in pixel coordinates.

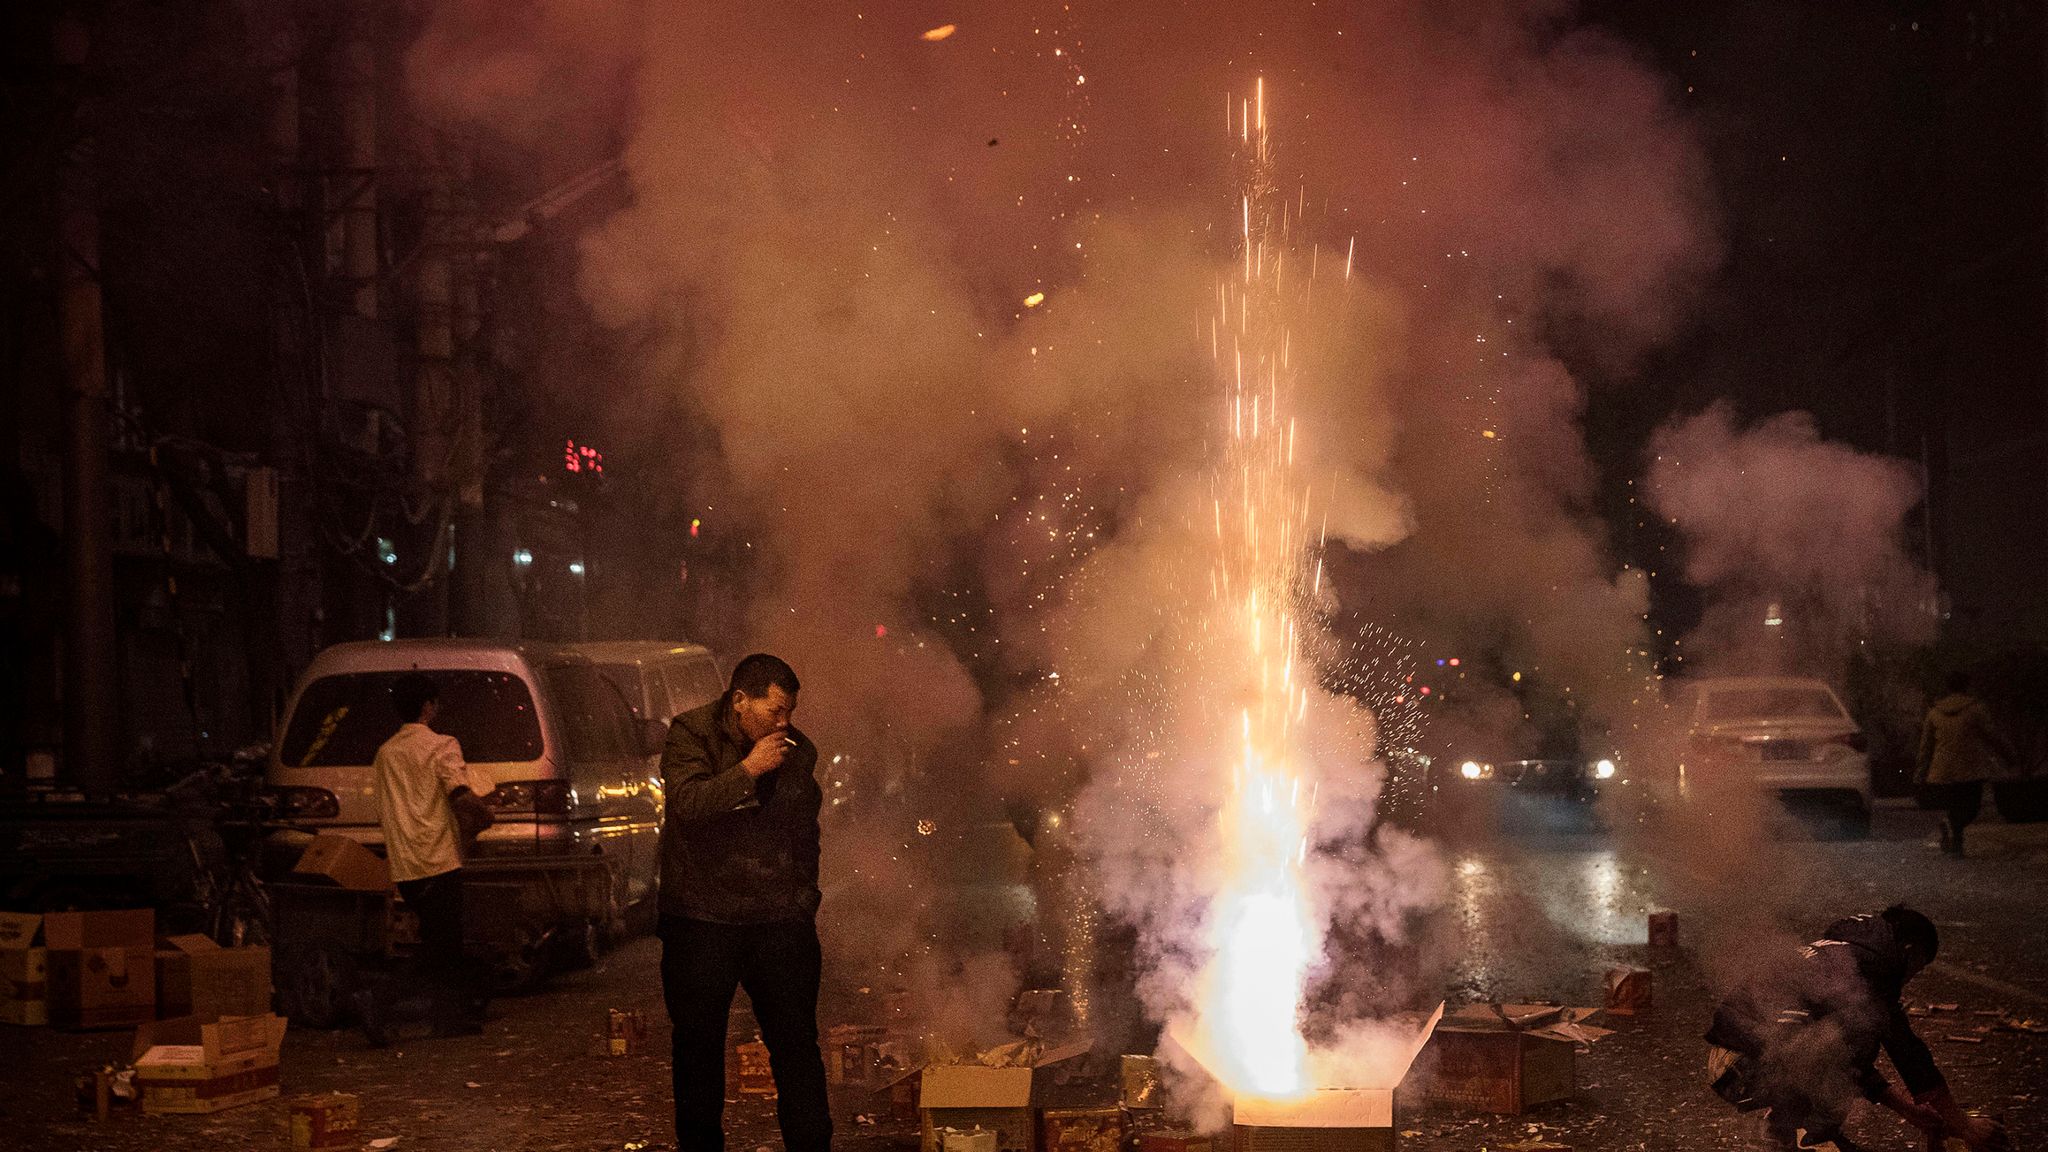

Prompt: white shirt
[371,722,475,883]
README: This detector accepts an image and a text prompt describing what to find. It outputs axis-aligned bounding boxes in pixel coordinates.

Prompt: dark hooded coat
[1917,692,2011,785]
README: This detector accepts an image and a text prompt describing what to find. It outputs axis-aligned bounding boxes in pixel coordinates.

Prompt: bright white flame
[1593,758,1617,779]
[1460,760,1484,780]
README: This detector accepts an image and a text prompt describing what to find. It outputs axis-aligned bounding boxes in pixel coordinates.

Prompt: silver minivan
[267,639,669,934]
[569,640,725,725]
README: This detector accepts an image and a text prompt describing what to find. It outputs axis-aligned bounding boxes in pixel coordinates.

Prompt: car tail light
[273,785,340,819]
[1825,732,1869,753]
[484,779,573,815]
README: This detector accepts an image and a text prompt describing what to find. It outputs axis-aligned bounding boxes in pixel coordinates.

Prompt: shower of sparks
[1172,79,1335,1104]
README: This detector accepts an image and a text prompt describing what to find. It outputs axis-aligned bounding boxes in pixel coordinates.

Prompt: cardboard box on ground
[155,934,272,1021]
[45,909,156,1029]
[1231,1005,1443,1152]
[288,1092,362,1148]
[1420,1004,1611,1115]
[131,1012,289,1114]
[919,1037,1099,1152]
[0,911,50,1025]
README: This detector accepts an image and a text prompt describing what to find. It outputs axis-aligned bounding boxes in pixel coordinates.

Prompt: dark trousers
[660,915,832,1152]
[1924,781,1984,850]
[395,869,482,1024]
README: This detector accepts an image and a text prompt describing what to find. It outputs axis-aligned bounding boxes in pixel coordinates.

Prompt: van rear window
[281,671,544,767]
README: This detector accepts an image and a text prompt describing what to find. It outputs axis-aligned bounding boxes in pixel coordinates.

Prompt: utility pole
[55,13,117,792]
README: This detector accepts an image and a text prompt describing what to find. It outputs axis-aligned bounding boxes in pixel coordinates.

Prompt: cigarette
[783,736,799,748]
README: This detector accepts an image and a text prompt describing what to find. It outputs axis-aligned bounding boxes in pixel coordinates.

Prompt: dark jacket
[1707,911,1945,1113]
[657,697,822,924]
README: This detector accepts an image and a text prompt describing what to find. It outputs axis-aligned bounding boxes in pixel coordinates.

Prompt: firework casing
[1647,911,1678,950]
[1042,1107,1126,1152]
[1232,1005,1442,1152]
[608,1008,645,1056]
[287,1093,360,1148]
[1602,968,1652,1016]
[878,1061,926,1123]
[738,1038,777,1096]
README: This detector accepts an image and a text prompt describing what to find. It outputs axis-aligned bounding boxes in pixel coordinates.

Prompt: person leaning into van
[657,653,829,1152]
[360,672,494,1043]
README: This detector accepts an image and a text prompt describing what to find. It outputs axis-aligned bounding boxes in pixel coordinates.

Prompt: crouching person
[1705,905,2007,1152]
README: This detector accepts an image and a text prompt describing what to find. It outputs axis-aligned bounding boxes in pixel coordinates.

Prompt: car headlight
[1591,758,1617,780]
[1459,760,1487,780]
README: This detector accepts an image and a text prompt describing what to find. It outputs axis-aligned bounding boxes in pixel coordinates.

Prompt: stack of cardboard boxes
[2,905,287,1118]
[0,912,49,1025]
[45,910,158,1030]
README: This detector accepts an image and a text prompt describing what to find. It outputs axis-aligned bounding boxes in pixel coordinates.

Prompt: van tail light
[273,786,341,819]
[1825,732,1869,753]
[484,779,573,816]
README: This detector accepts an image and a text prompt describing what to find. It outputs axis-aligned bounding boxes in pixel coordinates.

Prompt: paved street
[5,802,2042,1152]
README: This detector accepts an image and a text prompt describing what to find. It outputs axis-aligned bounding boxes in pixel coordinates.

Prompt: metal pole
[56,21,117,792]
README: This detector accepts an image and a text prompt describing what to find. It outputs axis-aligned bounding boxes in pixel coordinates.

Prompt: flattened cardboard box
[132,1012,289,1114]
[0,912,48,1026]
[45,909,155,1030]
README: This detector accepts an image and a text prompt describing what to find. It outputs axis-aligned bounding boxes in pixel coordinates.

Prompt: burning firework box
[131,1012,288,1114]
[1233,1004,1444,1152]
[825,1023,893,1085]
[1602,968,1652,1017]
[45,909,156,1029]
[0,912,49,1026]
[738,1037,778,1096]
[1421,1005,1605,1115]
[154,935,272,1022]
[287,1092,361,1149]
[1043,1107,1127,1152]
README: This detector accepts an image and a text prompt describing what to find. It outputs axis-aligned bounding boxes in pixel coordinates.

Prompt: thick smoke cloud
[405,0,1718,1084]
[1646,402,1936,672]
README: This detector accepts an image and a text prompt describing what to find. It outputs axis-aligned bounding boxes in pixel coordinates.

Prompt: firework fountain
[1170,78,1338,1105]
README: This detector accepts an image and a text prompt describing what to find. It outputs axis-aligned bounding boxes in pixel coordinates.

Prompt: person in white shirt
[361,673,488,1042]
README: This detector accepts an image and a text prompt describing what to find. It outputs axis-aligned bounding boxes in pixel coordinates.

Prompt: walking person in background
[361,672,493,1043]
[1915,672,2013,857]
[657,653,830,1152]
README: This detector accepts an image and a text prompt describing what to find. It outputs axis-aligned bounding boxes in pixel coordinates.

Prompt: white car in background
[1673,676,1874,836]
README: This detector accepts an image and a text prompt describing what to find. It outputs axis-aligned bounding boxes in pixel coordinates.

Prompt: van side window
[280,671,542,766]
[543,664,636,760]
